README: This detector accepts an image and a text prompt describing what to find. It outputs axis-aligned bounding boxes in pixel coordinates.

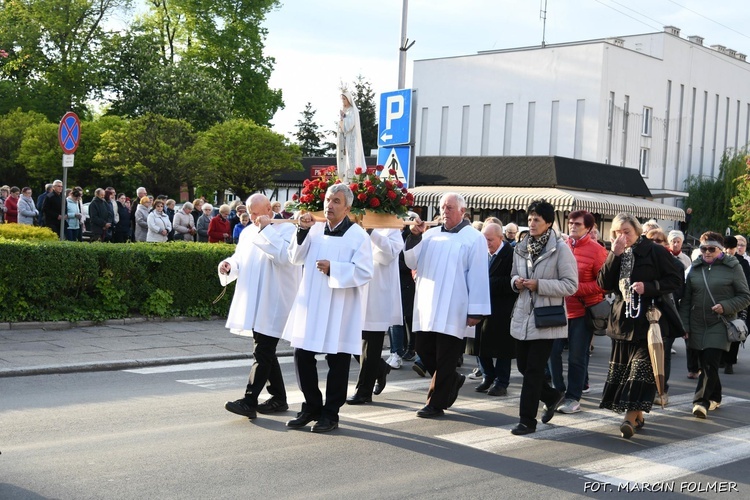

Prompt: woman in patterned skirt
[597,213,683,439]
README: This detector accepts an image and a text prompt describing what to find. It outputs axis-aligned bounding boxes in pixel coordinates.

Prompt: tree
[17,121,59,186]
[683,150,747,236]
[171,0,284,125]
[94,114,195,198]
[187,119,301,202]
[353,75,377,156]
[730,152,750,234]
[294,102,329,157]
[107,60,232,131]
[0,109,49,187]
[0,0,130,120]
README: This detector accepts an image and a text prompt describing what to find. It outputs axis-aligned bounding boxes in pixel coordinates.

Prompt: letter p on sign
[385,95,404,130]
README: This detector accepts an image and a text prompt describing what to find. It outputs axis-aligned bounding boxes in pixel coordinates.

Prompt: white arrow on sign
[380,131,393,142]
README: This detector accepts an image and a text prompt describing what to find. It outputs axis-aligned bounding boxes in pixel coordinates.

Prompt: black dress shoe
[373,362,391,395]
[256,397,289,414]
[286,411,320,428]
[224,399,257,419]
[447,374,466,408]
[541,391,565,424]
[487,384,508,397]
[311,417,338,433]
[346,393,372,405]
[511,423,535,435]
[475,378,492,392]
[725,364,734,374]
[416,405,445,418]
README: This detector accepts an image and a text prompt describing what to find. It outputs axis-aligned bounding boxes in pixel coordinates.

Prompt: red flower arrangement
[291,165,414,217]
[348,165,414,216]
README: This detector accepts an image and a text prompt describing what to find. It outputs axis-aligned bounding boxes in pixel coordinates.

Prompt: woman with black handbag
[508,200,578,435]
[679,232,750,419]
[597,213,683,439]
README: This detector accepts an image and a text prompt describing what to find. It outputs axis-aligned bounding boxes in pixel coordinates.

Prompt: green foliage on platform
[0,241,235,322]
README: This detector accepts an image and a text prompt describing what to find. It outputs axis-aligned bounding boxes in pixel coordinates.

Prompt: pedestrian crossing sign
[377,145,411,187]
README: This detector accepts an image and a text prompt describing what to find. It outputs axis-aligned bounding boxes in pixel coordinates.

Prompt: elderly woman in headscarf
[597,213,683,439]
[336,90,367,183]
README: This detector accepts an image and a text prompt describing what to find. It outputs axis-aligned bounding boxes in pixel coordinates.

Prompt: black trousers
[294,348,351,422]
[516,338,558,429]
[353,330,389,397]
[243,331,286,406]
[416,331,464,410]
[694,348,723,409]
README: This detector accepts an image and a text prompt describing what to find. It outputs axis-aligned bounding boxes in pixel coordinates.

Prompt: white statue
[336,90,367,183]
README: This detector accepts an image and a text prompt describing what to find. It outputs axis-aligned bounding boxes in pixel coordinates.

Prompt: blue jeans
[388,325,405,357]
[478,357,511,388]
[548,316,592,401]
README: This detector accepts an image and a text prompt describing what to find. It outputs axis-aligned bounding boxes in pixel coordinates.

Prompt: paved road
[1,331,749,499]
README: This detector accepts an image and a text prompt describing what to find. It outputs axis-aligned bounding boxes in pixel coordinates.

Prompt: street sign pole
[58,112,81,241]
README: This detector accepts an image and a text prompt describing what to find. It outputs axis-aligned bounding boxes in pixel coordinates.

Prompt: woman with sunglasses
[597,213,683,439]
[679,232,750,419]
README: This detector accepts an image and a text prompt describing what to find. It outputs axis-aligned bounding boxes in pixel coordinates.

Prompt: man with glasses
[504,223,519,247]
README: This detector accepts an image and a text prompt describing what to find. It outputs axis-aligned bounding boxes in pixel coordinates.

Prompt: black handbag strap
[700,267,731,328]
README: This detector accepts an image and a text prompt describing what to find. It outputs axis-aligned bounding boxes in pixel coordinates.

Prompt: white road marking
[564,423,750,487]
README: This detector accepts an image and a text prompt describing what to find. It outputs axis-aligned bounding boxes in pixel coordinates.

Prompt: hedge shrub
[0,224,59,242]
[0,240,236,322]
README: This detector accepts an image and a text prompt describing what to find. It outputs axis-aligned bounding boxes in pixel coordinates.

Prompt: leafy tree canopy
[187,118,301,202]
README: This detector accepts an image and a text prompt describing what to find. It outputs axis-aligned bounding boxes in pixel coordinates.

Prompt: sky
[262,0,750,139]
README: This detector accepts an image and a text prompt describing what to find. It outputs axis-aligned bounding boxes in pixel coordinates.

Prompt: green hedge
[0,241,236,322]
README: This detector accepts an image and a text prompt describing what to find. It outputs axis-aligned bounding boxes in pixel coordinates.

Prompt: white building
[412,26,750,205]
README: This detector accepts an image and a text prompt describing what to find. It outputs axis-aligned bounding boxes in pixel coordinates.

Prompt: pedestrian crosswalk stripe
[563,420,750,487]
[436,396,748,453]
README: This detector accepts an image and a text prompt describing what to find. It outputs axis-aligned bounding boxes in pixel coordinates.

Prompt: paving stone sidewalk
[0,318,295,378]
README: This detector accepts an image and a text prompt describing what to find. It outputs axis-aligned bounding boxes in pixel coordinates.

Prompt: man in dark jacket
[473,222,517,397]
[88,188,114,242]
[42,180,64,236]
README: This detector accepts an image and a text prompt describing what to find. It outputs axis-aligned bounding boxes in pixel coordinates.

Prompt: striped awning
[410,186,685,221]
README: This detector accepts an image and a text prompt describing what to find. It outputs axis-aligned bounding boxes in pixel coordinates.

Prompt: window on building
[639,148,649,176]
[641,106,652,136]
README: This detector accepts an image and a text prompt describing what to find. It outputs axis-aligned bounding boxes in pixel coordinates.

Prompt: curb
[0,348,297,378]
[2,316,226,331]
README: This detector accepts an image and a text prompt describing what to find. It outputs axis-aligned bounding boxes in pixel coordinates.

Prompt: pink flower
[0,49,8,58]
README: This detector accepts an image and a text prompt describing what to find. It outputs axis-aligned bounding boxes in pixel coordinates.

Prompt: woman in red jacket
[3,186,20,223]
[208,204,231,243]
[548,210,608,414]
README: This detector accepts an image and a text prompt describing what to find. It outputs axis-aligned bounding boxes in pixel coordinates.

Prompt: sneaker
[467,367,483,380]
[224,399,257,419]
[557,398,581,414]
[692,404,707,419]
[412,361,427,377]
[670,348,677,355]
[402,350,416,361]
[386,353,402,369]
[653,393,668,406]
[582,385,591,394]
[709,400,721,411]
[256,397,289,414]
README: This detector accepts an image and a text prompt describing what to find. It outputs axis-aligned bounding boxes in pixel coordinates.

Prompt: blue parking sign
[378,89,412,147]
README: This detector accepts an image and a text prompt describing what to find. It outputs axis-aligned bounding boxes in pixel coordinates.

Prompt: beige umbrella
[646,306,666,409]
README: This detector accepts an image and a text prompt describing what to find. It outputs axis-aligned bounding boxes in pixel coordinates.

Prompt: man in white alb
[405,192,491,418]
[282,184,373,432]
[220,194,301,420]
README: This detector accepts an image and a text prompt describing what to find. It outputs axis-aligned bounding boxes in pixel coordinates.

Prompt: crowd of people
[215,184,750,438]
[0,182,294,244]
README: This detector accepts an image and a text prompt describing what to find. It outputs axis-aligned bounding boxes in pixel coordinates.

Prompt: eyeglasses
[699,246,718,253]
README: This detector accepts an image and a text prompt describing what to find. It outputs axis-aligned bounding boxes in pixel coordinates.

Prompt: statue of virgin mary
[336,90,367,183]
